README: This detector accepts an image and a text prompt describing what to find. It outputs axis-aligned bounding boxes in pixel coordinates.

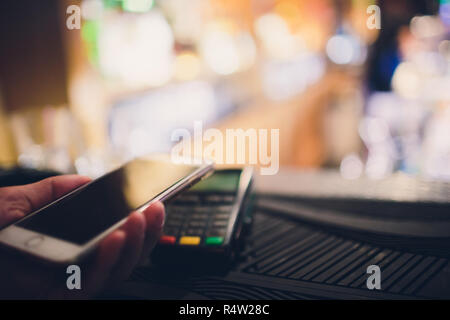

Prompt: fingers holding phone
[0,155,212,298]
[0,155,212,265]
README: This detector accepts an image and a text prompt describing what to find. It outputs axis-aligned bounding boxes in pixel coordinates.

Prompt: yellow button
[179,236,201,245]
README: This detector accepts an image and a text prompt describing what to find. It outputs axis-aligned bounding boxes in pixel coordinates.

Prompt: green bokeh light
[122,0,154,13]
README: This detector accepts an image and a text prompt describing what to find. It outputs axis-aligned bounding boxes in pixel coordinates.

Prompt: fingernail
[155,210,165,229]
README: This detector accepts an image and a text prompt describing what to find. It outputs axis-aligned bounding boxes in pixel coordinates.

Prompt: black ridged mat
[115,209,450,300]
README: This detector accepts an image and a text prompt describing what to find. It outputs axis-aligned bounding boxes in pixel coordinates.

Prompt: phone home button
[25,235,44,248]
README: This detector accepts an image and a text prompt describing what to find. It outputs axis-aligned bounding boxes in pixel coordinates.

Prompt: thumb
[0,175,91,227]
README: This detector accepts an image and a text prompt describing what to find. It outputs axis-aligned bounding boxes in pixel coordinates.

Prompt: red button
[159,235,176,244]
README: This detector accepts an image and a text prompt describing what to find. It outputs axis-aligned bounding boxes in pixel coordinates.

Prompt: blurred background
[0,0,449,181]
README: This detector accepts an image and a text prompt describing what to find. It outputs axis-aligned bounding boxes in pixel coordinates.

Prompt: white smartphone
[0,154,213,265]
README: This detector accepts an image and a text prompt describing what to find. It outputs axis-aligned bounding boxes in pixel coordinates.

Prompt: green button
[205,237,224,246]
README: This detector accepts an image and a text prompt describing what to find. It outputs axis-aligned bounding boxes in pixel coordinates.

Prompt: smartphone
[0,154,213,265]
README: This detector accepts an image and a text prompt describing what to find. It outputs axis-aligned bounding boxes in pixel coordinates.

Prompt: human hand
[0,175,164,299]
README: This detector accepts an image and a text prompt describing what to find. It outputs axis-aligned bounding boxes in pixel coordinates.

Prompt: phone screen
[17,159,201,244]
